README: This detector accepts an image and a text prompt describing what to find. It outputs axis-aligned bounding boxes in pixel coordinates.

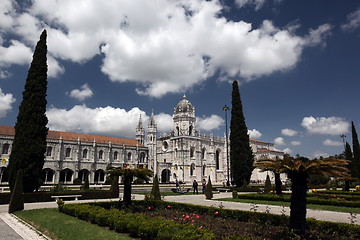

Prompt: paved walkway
[0,192,358,239]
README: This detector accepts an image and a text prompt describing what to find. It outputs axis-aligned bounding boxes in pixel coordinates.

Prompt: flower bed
[60,200,360,240]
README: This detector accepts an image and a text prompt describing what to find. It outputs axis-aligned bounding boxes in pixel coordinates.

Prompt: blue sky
[1,0,360,158]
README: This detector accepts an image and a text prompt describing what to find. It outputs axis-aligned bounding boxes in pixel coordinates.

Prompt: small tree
[264,174,272,194]
[9,170,24,213]
[83,175,90,190]
[150,174,161,200]
[107,167,153,205]
[274,173,282,195]
[205,176,213,199]
[110,175,119,198]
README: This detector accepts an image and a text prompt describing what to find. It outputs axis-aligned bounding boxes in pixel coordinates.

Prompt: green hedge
[236,193,360,208]
[315,190,360,196]
[60,203,215,240]
[89,200,360,238]
[0,190,115,204]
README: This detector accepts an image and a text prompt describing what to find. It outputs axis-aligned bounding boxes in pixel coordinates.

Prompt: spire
[137,114,144,130]
[148,109,157,128]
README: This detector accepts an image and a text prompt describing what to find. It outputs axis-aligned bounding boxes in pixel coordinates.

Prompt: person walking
[175,178,180,192]
[202,179,206,194]
[193,180,198,194]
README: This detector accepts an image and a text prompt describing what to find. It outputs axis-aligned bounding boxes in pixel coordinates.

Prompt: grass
[15,208,133,240]
[216,198,360,213]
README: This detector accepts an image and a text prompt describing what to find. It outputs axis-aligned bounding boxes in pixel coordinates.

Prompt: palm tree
[255,157,350,235]
[106,167,153,205]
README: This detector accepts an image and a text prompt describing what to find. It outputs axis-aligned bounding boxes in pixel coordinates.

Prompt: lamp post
[223,105,230,186]
[340,134,346,151]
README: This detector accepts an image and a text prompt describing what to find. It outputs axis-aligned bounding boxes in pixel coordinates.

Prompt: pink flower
[191,220,195,223]
[196,215,200,219]
[192,213,197,216]
[182,215,185,218]
[147,207,151,210]
[199,226,203,229]
[167,205,171,209]
[185,215,190,219]
[215,211,219,215]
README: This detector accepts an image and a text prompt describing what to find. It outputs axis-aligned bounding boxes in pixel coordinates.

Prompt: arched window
[190,147,195,158]
[82,149,88,159]
[65,147,71,158]
[95,169,105,183]
[201,148,206,159]
[215,149,220,170]
[46,146,53,156]
[0,167,9,183]
[99,150,104,160]
[174,148,178,158]
[113,151,118,160]
[59,168,73,183]
[189,125,193,136]
[176,126,180,136]
[202,164,206,176]
[127,152,132,161]
[2,144,9,154]
[174,164,178,170]
[140,152,146,162]
[190,163,195,176]
[41,168,54,184]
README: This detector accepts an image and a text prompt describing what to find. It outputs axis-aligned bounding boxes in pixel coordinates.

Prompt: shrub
[73,178,82,185]
[50,183,68,192]
[83,176,90,190]
[264,175,272,194]
[150,174,161,200]
[205,176,213,199]
[232,190,238,199]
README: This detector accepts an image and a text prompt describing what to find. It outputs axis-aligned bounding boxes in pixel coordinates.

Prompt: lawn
[215,197,360,213]
[15,208,133,240]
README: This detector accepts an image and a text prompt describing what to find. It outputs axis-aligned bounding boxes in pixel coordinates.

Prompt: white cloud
[0,39,33,66]
[312,151,329,159]
[0,0,333,98]
[235,0,266,10]
[323,139,343,147]
[196,114,224,132]
[291,141,301,146]
[68,84,94,101]
[283,148,292,154]
[281,128,298,136]
[0,88,16,118]
[301,116,349,135]
[341,9,360,31]
[47,105,147,138]
[248,129,262,139]
[274,137,285,146]
[154,113,173,133]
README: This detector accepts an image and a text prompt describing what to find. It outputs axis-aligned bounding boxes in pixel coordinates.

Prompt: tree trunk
[274,172,282,195]
[344,180,350,192]
[289,171,308,235]
[123,175,133,205]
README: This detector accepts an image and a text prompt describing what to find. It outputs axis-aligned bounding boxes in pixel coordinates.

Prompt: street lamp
[340,134,346,151]
[223,105,230,186]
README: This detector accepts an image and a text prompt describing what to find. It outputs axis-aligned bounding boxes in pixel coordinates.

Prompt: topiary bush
[264,175,272,194]
[110,175,119,198]
[150,174,161,200]
[205,176,213,199]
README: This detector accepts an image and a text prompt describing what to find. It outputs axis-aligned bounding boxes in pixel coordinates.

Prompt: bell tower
[147,110,157,171]
[173,95,196,136]
[135,115,145,145]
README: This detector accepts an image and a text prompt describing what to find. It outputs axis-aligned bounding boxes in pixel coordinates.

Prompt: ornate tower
[135,115,145,145]
[173,95,196,136]
[147,110,157,171]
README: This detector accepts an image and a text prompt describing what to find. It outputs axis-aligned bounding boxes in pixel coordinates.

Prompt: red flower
[167,205,171,209]
[191,220,195,223]
[196,215,200,219]
[215,211,219,215]
[185,215,190,219]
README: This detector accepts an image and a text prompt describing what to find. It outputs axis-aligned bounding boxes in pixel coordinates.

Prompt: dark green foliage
[8,30,48,193]
[232,190,238,199]
[264,175,272,194]
[110,175,119,198]
[230,81,254,187]
[9,170,24,213]
[83,175,90,190]
[150,174,161,200]
[73,178,82,185]
[274,173,282,195]
[351,122,360,178]
[205,176,213,199]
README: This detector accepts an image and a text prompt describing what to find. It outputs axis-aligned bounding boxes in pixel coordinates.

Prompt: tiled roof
[250,139,273,145]
[256,149,283,154]
[0,125,143,147]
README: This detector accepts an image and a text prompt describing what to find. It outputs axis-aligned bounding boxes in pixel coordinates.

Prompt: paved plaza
[0,192,358,239]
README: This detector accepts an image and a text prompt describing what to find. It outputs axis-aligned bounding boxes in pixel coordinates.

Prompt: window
[140,152,145,162]
[2,144,9,154]
[189,125,193,136]
[190,147,195,158]
[82,149,88,159]
[201,148,206,159]
[46,146,52,157]
[215,149,220,170]
[127,152,132,161]
[114,151,118,160]
[65,147,71,158]
[190,163,195,176]
[99,150,104,160]
[202,164,206,176]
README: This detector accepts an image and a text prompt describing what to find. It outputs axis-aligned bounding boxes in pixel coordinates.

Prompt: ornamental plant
[205,176,213,199]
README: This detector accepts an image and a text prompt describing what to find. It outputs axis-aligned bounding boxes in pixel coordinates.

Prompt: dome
[174,95,194,114]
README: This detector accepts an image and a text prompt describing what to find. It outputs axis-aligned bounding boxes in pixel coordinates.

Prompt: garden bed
[60,200,360,240]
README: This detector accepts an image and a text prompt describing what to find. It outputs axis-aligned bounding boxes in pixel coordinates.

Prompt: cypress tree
[8,30,48,193]
[205,176,213,199]
[230,80,254,187]
[351,122,360,179]
[264,174,272,194]
[9,170,24,213]
[150,174,161,200]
